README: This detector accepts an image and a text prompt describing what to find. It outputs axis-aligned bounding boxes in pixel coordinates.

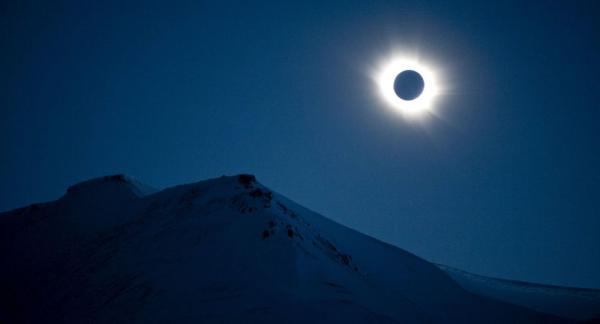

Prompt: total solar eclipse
[373,55,441,117]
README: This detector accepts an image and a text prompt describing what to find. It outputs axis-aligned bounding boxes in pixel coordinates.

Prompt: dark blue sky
[2,0,599,288]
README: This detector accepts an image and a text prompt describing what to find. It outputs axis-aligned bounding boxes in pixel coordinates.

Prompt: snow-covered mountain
[0,174,594,323]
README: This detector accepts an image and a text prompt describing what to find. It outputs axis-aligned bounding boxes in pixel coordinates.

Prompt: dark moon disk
[393,70,425,100]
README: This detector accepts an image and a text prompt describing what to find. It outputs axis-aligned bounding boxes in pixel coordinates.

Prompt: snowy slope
[0,174,573,323]
[437,264,600,321]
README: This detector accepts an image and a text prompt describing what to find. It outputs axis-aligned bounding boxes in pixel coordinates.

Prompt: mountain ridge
[0,174,590,323]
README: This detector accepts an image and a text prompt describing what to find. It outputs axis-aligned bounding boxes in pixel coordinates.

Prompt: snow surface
[0,174,583,323]
[437,264,600,321]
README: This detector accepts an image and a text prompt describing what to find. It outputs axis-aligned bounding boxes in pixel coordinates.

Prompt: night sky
[1,0,599,288]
